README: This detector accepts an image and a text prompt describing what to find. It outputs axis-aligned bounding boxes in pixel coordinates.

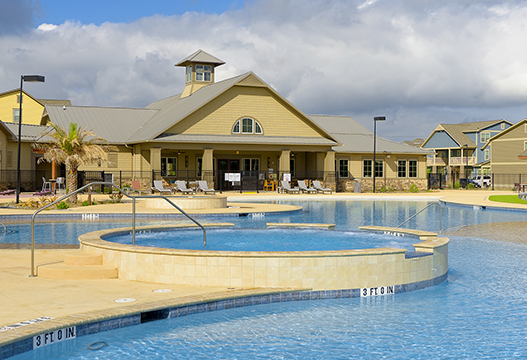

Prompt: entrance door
[217,159,240,191]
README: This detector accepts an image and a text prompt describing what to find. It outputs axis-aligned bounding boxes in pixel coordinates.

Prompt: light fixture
[373,116,386,193]
[17,75,45,204]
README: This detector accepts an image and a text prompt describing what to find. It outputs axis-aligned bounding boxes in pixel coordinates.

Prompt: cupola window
[186,66,192,82]
[232,118,263,134]
[196,65,212,82]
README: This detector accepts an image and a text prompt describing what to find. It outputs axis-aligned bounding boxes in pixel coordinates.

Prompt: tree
[32,122,117,203]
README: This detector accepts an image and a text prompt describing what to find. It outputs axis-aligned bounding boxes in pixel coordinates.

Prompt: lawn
[488,195,527,205]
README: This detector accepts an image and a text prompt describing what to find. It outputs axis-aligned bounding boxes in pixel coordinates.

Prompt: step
[64,252,103,266]
[39,263,118,280]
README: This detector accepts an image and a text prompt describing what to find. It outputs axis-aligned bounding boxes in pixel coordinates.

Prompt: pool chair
[312,180,333,194]
[0,189,16,195]
[151,180,173,195]
[198,181,216,195]
[55,177,66,194]
[281,180,300,194]
[126,180,151,195]
[297,180,316,194]
[33,178,53,196]
[174,180,195,195]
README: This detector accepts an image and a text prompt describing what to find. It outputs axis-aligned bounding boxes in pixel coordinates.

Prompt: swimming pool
[12,234,527,358]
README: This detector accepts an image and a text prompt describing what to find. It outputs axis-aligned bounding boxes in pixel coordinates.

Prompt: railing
[0,220,6,234]
[426,157,446,166]
[397,202,443,234]
[449,157,476,166]
[30,181,207,277]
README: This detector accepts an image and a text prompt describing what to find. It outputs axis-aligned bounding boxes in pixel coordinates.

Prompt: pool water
[1,200,525,246]
[104,228,420,251]
[14,235,527,359]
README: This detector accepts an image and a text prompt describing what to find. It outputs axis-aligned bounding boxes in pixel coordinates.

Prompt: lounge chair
[280,180,300,194]
[0,189,16,195]
[198,181,215,195]
[312,180,332,194]
[127,180,151,195]
[297,180,316,194]
[151,180,173,195]
[174,180,195,195]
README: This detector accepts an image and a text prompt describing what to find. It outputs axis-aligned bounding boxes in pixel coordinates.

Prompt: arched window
[232,118,263,134]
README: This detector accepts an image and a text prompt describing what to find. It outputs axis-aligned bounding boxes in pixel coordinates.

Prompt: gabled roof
[308,115,433,155]
[175,49,225,67]
[44,105,159,143]
[422,119,512,148]
[0,89,70,108]
[482,118,527,150]
[1,121,50,142]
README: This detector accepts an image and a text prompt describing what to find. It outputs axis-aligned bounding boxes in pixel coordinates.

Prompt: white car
[471,175,491,188]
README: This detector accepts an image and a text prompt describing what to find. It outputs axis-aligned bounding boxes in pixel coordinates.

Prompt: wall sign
[33,327,76,348]
[360,286,395,297]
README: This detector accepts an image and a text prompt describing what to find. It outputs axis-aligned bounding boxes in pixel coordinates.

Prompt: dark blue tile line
[405,251,433,259]
[0,272,447,360]
[439,200,527,213]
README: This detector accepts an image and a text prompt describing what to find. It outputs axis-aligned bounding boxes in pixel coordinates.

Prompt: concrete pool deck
[1,189,526,351]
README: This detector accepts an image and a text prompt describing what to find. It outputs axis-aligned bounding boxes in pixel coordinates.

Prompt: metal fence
[427,172,527,191]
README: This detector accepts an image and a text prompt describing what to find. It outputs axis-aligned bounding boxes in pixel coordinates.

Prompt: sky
[1,0,527,141]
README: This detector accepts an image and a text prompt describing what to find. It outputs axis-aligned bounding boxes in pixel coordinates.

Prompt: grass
[488,195,527,205]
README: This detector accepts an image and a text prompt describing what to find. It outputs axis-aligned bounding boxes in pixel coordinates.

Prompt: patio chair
[0,189,16,195]
[297,180,316,194]
[198,181,216,195]
[55,177,66,194]
[280,180,300,194]
[33,178,53,196]
[174,180,195,195]
[151,180,173,195]
[127,180,151,195]
[312,180,333,194]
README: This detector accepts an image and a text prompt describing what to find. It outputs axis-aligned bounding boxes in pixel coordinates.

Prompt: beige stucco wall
[166,86,327,139]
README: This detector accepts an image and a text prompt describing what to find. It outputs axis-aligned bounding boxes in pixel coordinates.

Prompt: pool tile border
[0,272,447,359]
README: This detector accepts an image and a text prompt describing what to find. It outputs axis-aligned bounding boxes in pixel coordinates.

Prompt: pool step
[39,252,118,280]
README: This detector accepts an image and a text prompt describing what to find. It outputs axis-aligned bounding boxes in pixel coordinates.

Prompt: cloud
[1,0,527,140]
[0,0,42,35]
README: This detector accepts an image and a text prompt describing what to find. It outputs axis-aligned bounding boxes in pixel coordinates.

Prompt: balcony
[427,156,476,167]
[427,156,446,166]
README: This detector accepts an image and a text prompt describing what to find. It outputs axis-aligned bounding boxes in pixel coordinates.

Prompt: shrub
[410,184,419,193]
[467,183,475,190]
[454,181,460,189]
[388,187,396,192]
[109,192,123,203]
[380,186,387,193]
[82,200,90,206]
[56,201,69,209]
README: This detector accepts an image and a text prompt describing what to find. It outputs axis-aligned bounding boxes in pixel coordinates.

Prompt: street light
[16,75,45,204]
[463,144,469,188]
[373,116,386,193]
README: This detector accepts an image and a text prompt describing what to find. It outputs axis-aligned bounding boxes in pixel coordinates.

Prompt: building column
[133,144,142,175]
[202,148,214,184]
[323,150,336,184]
[279,150,290,179]
[150,148,162,173]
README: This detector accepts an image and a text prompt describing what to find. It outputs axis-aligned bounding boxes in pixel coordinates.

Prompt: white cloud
[1,0,527,140]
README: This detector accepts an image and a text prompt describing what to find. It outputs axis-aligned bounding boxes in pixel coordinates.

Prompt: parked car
[471,175,491,188]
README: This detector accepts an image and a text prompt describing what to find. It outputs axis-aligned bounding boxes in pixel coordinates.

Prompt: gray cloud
[1,0,526,140]
[0,0,42,35]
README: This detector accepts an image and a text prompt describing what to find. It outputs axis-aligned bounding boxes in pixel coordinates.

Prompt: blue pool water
[104,228,419,251]
[1,199,526,245]
[13,235,527,358]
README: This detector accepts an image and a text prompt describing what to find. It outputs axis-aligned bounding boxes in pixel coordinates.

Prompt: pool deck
[1,189,526,347]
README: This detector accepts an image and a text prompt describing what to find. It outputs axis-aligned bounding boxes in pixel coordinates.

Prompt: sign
[33,327,76,348]
[360,286,395,297]
[283,173,291,181]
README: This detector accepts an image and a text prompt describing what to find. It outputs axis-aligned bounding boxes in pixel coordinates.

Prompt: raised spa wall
[79,224,448,291]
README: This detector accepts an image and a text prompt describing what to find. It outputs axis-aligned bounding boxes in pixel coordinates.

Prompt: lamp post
[373,116,386,193]
[16,75,45,204]
[463,144,469,188]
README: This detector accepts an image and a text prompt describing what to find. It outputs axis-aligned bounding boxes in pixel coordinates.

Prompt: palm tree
[32,122,117,203]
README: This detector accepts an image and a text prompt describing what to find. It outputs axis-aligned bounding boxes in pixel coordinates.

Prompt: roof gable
[175,49,225,67]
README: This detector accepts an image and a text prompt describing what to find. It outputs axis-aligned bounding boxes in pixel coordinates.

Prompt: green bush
[454,181,460,189]
[467,183,475,190]
[56,201,69,209]
[388,187,395,192]
[82,200,90,206]
[380,186,387,193]
[410,184,419,193]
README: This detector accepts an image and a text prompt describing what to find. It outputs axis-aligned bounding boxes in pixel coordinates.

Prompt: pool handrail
[396,201,442,234]
[30,181,207,277]
[0,220,6,234]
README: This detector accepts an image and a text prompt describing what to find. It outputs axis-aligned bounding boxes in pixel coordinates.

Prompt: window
[186,66,192,82]
[524,141,527,151]
[397,160,407,178]
[501,123,505,130]
[13,109,20,123]
[161,157,177,176]
[484,149,490,161]
[232,118,263,134]
[374,160,383,178]
[409,160,417,178]
[338,159,349,178]
[196,65,211,82]
[363,160,372,178]
[242,158,260,172]
[480,132,490,143]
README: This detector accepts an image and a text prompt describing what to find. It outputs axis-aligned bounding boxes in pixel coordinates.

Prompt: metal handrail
[30,181,207,277]
[396,201,442,234]
[0,221,6,234]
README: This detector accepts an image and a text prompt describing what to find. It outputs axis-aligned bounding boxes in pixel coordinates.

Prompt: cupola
[175,49,225,98]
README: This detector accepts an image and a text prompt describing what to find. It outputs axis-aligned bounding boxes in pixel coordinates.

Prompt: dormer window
[232,118,263,134]
[196,65,211,82]
[480,132,490,143]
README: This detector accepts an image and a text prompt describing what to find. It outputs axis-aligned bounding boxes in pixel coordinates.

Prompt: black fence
[427,172,527,191]
[0,169,59,192]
